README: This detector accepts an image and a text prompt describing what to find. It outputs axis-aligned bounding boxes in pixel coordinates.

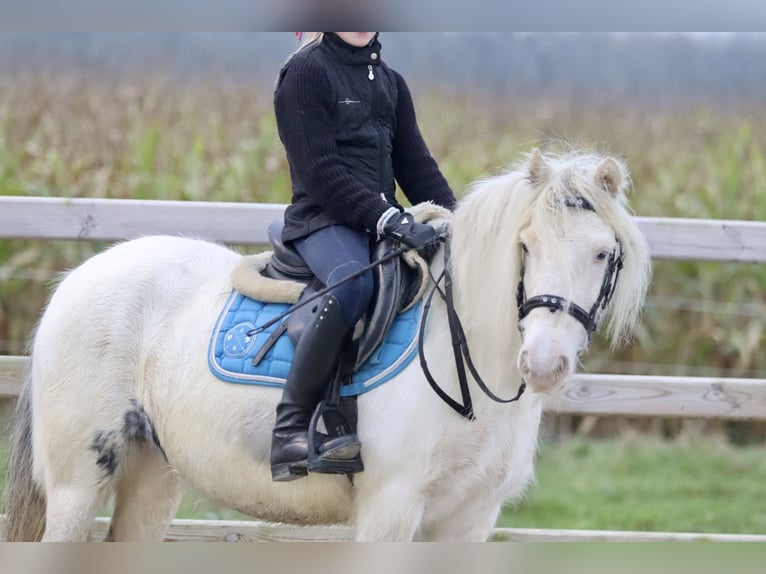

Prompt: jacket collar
[321,33,382,67]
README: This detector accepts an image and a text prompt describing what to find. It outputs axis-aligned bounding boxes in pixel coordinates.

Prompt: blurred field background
[1,33,766,533]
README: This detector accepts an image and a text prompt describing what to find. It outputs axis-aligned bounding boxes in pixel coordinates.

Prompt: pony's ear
[594,157,623,197]
[527,148,550,186]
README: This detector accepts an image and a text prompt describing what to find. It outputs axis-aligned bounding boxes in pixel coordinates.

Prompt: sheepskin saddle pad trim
[208,290,424,397]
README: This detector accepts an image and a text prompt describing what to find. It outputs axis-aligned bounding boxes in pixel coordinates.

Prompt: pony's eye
[596,251,609,262]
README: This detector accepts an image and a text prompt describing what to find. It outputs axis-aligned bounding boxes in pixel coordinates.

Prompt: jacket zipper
[368,64,386,203]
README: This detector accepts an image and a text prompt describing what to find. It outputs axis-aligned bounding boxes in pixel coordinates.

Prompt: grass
[499,437,766,534]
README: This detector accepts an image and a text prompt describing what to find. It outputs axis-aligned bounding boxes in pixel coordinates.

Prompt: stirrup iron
[307,400,363,475]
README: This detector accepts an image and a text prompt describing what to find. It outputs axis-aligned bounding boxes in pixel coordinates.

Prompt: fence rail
[2,355,765,419]
[1,516,765,542]
[2,196,766,261]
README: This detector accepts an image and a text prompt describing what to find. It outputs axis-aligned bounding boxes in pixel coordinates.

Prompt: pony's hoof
[271,461,308,482]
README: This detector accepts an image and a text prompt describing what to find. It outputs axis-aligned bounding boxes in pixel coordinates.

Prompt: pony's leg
[353,481,426,541]
[105,443,181,541]
[418,501,503,542]
[42,485,103,542]
[38,418,112,541]
[37,382,173,541]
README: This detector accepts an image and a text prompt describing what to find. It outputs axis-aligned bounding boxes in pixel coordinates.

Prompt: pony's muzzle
[517,349,571,393]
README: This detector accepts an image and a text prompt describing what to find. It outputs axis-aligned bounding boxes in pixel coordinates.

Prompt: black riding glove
[381,211,440,259]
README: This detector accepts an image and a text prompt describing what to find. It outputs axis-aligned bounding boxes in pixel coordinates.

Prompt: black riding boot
[271,294,361,482]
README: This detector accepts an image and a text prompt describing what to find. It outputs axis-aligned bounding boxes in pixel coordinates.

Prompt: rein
[418,240,526,421]
[516,196,624,343]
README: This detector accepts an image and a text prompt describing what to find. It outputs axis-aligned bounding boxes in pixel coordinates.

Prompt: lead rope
[418,240,526,421]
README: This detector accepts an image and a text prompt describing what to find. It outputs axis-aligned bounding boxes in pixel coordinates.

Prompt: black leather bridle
[419,195,625,421]
[515,196,624,343]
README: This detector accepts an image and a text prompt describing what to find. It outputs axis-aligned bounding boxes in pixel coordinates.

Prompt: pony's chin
[523,373,572,395]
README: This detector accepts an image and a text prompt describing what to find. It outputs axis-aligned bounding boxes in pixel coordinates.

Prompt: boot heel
[271,461,308,482]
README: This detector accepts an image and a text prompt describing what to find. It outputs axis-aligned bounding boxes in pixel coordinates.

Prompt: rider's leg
[270,225,373,482]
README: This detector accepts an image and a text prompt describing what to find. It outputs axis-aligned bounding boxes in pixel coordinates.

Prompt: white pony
[4,149,650,542]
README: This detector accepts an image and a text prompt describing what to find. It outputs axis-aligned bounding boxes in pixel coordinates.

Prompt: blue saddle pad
[208,290,423,397]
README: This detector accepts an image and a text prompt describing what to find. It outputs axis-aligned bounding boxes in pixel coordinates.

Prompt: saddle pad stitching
[207,291,290,386]
[343,320,421,395]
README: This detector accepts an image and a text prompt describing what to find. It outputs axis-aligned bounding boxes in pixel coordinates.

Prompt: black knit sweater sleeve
[391,71,457,211]
[274,57,393,231]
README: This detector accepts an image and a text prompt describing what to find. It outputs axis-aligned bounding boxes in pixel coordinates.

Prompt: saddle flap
[353,239,408,369]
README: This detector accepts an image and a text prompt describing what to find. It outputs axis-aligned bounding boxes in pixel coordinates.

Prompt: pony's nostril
[519,351,530,373]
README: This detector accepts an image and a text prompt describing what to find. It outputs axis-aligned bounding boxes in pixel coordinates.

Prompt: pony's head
[451,148,651,395]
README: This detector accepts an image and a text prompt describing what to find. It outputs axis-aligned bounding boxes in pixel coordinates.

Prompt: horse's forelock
[542,154,650,348]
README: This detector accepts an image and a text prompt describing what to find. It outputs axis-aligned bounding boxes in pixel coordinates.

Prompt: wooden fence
[0,516,765,542]
[2,195,766,541]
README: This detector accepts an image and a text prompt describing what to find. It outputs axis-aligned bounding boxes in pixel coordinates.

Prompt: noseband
[515,196,624,342]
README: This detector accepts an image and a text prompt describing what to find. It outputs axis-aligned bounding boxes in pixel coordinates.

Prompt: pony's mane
[450,150,651,351]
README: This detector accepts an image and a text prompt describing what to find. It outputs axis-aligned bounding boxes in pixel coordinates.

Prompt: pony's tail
[3,366,47,541]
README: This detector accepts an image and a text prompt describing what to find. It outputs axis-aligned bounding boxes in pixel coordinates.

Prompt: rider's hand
[379,210,440,260]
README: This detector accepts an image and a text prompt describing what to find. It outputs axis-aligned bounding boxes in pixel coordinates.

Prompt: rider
[271,32,457,481]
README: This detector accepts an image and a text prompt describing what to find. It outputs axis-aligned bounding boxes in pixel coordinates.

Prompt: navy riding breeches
[292,225,374,326]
